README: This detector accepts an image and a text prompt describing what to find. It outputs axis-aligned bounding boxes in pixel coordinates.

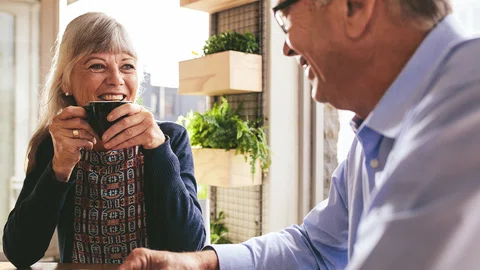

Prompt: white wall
[452,0,480,36]
[263,0,301,233]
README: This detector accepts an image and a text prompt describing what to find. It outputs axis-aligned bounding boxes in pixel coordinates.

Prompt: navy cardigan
[3,122,205,268]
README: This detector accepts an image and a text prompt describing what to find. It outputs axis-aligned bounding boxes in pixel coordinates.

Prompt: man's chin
[313,94,327,103]
[310,80,326,103]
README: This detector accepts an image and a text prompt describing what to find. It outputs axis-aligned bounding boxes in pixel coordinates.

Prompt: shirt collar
[358,15,467,139]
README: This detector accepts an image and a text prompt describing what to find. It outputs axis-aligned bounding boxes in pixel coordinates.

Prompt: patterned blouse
[71,146,148,264]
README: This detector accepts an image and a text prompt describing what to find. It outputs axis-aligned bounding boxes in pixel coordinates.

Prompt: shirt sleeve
[347,82,480,270]
[141,122,206,252]
[211,161,349,270]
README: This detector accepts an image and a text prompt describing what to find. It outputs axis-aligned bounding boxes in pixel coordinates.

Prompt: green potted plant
[178,97,271,187]
[210,211,232,244]
[202,31,259,55]
[179,31,262,96]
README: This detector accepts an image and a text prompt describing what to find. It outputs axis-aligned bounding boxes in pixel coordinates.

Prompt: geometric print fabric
[71,146,148,264]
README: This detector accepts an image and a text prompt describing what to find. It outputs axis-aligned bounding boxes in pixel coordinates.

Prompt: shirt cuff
[207,244,255,270]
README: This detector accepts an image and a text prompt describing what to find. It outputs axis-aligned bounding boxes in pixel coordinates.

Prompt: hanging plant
[202,31,260,56]
[178,97,271,177]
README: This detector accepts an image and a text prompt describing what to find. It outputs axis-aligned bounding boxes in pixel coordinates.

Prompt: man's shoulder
[376,37,480,211]
[387,35,480,174]
[433,36,480,88]
[409,36,480,129]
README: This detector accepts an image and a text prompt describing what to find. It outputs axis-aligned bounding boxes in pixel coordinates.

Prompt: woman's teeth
[100,94,124,101]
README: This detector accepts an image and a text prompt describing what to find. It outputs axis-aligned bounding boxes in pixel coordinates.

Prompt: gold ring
[72,129,79,138]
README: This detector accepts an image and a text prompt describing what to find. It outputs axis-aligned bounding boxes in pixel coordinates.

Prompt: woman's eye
[122,64,135,71]
[88,64,106,72]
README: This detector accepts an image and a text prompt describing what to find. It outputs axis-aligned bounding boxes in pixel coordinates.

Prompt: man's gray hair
[392,0,452,29]
[317,0,452,29]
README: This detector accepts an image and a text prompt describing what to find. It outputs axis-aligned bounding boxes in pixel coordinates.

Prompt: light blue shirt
[211,15,480,269]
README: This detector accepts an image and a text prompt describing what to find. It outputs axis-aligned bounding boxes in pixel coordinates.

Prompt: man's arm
[211,162,349,270]
[120,161,350,270]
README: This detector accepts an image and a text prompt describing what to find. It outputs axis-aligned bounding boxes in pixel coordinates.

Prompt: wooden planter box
[192,148,262,187]
[180,0,259,14]
[179,50,262,96]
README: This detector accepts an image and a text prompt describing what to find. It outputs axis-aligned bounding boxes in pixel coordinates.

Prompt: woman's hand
[102,103,165,150]
[49,106,97,182]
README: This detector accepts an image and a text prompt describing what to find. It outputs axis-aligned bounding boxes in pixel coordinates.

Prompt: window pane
[0,12,15,211]
[452,1,480,35]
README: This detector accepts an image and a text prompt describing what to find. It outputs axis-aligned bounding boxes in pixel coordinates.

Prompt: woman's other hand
[102,103,166,150]
[49,106,97,182]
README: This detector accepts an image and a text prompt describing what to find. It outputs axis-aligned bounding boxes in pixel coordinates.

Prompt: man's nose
[106,67,124,85]
[283,41,297,57]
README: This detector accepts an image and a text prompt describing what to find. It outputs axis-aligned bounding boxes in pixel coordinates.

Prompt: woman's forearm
[3,161,71,268]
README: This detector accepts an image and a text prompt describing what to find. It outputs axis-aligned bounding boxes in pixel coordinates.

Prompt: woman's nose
[106,67,124,85]
[283,41,297,57]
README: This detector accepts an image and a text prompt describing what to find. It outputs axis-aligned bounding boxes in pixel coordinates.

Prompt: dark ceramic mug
[83,101,132,138]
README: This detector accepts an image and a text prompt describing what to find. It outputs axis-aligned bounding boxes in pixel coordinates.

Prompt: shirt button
[370,159,379,169]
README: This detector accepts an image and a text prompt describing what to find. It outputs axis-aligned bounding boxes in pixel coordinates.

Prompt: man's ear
[344,0,376,39]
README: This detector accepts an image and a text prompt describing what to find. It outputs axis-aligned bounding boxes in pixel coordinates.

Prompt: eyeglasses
[272,0,299,33]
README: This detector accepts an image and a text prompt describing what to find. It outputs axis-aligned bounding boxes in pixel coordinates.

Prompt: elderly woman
[2,12,205,268]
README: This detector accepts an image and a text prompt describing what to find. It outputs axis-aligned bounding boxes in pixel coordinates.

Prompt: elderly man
[120,0,480,269]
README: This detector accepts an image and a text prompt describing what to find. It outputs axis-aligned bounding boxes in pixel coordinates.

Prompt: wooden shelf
[192,148,262,187]
[179,50,262,96]
[180,0,259,14]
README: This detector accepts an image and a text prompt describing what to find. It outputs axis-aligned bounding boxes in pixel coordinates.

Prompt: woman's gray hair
[26,12,141,172]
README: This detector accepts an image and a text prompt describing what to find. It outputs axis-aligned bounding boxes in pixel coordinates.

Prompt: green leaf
[209,211,232,244]
[202,31,260,56]
[178,98,271,181]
